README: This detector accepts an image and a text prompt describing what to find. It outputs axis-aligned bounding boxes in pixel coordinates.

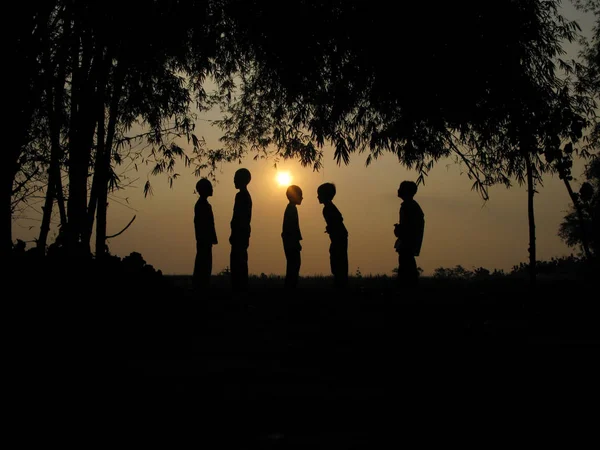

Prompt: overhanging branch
[106,215,136,239]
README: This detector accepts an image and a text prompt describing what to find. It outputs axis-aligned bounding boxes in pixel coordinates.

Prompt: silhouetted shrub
[8,240,173,302]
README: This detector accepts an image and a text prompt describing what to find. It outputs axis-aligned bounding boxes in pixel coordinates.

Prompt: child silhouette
[281,185,303,289]
[229,168,252,292]
[394,181,425,288]
[318,182,348,289]
[193,178,218,291]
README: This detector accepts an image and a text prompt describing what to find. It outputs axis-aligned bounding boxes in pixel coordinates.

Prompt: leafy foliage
[429,255,593,281]
[573,0,600,150]
[213,0,595,200]
[559,157,600,256]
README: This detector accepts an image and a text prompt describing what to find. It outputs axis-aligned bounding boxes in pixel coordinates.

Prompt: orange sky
[11,2,596,277]
[12,143,590,277]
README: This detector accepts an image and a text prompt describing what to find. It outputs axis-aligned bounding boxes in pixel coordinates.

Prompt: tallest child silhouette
[229,168,252,292]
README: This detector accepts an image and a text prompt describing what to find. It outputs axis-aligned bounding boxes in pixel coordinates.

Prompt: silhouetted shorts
[193,244,213,289]
[330,238,348,287]
[231,242,249,291]
[398,251,418,287]
[283,241,301,288]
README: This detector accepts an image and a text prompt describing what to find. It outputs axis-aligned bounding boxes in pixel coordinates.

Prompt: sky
[11,2,597,277]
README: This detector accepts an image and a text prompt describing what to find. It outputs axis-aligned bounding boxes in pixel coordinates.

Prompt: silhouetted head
[286,185,303,205]
[196,178,213,197]
[234,168,251,189]
[317,182,336,204]
[398,181,418,200]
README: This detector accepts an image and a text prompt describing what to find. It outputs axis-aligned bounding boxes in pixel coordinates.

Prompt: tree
[8,0,597,281]
[215,0,595,283]
[573,0,600,148]
[559,157,600,257]
[546,0,600,263]
[9,1,237,258]
[4,2,58,260]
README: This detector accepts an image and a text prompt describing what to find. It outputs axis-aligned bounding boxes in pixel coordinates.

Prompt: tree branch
[444,135,490,201]
[106,215,136,239]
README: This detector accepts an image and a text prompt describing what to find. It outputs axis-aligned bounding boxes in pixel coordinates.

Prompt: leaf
[143,180,153,198]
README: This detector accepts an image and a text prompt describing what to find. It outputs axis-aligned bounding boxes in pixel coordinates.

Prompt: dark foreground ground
[115,276,598,447]
[12,269,598,447]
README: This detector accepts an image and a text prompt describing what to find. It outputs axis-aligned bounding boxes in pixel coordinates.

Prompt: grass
[12,251,592,445]
[121,272,599,445]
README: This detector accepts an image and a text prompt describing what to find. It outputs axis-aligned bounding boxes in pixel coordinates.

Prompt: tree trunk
[66,15,83,252]
[39,18,69,253]
[56,175,67,227]
[67,22,96,255]
[4,5,53,260]
[85,46,109,252]
[1,157,20,260]
[95,59,125,258]
[38,179,54,253]
[526,156,537,285]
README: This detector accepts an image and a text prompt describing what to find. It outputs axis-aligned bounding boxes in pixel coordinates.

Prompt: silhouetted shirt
[323,202,348,241]
[230,189,252,242]
[282,203,302,245]
[397,199,424,256]
[195,197,218,246]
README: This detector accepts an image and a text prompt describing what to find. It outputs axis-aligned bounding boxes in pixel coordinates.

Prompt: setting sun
[276,171,292,187]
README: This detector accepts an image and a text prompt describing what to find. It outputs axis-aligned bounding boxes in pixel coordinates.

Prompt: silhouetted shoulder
[323,203,347,238]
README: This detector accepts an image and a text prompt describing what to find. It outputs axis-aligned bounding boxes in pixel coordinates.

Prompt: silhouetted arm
[209,204,218,245]
[195,200,217,246]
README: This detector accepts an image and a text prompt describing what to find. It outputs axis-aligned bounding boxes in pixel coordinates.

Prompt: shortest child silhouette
[193,178,218,291]
[318,182,348,289]
[394,181,425,288]
[282,185,303,289]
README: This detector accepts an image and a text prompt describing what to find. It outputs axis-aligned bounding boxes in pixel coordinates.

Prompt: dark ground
[10,260,597,447]
[116,276,599,447]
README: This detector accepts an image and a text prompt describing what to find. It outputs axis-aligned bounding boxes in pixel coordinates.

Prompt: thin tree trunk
[526,156,537,285]
[56,175,67,227]
[52,14,70,238]
[1,157,20,260]
[67,22,96,255]
[38,181,54,253]
[39,18,69,253]
[88,55,109,259]
[78,37,105,254]
[85,45,109,252]
[95,59,125,258]
[66,13,82,252]
[87,118,104,255]
[4,5,53,260]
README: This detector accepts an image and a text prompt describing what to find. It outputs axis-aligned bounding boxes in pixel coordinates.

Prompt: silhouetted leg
[398,252,418,288]
[230,245,240,290]
[231,244,249,292]
[330,239,348,289]
[193,244,212,291]
[240,246,248,289]
[284,245,301,289]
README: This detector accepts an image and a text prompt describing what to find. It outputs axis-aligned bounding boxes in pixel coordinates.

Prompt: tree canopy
[214,0,594,188]
[6,0,598,261]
